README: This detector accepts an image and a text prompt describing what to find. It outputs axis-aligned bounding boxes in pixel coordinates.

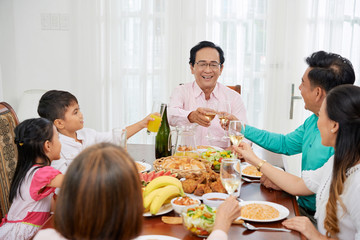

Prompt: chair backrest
[227,85,241,95]
[0,102,19,219]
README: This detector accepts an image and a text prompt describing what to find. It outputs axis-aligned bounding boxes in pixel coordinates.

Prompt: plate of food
[239,163,283,179]
[143,203,173,217]
[134,235,180,240]
[238,200,290,222]
[200,149,234,171]
[135,161,152,172]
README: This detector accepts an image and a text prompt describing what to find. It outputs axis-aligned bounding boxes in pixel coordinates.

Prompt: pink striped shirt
[168,81,248,148]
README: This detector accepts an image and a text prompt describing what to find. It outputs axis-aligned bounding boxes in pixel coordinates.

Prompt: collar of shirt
[192,81,220,101]
[59,130,85,143]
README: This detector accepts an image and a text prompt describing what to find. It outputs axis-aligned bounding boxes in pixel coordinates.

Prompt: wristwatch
[256,160,267,172]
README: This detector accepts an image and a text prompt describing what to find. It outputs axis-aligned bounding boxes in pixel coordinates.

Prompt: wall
[0,0,102,130]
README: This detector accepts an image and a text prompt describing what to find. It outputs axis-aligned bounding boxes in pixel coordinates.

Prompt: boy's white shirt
[51,128,112,174]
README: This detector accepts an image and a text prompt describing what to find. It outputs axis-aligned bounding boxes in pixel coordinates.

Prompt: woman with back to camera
[234,84,360,239]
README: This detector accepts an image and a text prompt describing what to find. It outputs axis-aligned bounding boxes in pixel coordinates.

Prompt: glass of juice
[147,101,165,135]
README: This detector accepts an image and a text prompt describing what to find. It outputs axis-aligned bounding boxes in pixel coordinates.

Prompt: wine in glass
[220,158,242,196]
[228,120,244,146]
[217,102,231,141]
[203,105,218,141]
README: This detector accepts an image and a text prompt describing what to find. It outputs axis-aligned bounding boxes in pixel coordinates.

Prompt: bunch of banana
[143,176,185,214]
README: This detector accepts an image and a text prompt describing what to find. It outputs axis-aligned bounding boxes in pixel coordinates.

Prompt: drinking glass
[204,104,218,141]
[112,128,127,150]
[228,120,245,147]
[217,102,231,141]
[147,101,165,135]
[220,158,241,196]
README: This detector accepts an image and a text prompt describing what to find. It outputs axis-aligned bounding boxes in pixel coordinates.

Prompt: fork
[242,222,291,232]
[242,176,261,183]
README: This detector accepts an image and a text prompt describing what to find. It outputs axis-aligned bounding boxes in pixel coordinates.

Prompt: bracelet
[256,160,267,172]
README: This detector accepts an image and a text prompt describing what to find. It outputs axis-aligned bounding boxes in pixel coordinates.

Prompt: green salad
[200,148,234,170]
[182,204,216,236]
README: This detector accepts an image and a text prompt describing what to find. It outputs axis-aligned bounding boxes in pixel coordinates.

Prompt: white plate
[134,235,180,240]
[238,200,290,222]
[197,145,224,152]
[136,161,152,172]
[143,203,173,217]
[240,163,283,179]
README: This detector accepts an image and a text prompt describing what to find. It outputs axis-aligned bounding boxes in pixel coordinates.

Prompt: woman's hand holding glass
[233,142,262,167]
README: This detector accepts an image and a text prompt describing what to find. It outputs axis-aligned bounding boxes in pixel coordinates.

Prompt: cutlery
[242,176,261,183]
[242,222,291,232]
[161,216,244,225]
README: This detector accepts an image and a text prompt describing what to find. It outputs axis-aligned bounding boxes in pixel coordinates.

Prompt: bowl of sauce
[202,193,229,208]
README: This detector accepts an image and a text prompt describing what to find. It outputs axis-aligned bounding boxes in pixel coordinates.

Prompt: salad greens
[182,204,216,236]
[201,148,234,170]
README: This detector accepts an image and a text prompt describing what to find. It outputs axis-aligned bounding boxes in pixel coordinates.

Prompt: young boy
[38,90,155,173]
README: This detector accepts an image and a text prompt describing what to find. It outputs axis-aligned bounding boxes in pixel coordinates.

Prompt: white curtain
[105,0,268,144]
[98,0,359,145]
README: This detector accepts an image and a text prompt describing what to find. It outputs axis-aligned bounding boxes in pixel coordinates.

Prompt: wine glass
[217,102,231,141]
[204,104,218,141]
[228,120,244,146]
[220,158,242,196]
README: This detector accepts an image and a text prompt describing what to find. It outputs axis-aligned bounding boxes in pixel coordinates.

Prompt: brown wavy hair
[323,85,360,237]
[54,143,143,240]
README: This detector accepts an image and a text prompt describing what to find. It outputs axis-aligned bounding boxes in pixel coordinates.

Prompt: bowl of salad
[182,204,216,237]
[200,149,234,171]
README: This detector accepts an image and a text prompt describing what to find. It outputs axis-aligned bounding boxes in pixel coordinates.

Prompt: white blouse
[302,156,360,239]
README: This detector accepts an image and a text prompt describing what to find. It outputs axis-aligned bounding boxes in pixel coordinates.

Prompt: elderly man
[233,51,355,224]
[168,41,248,148]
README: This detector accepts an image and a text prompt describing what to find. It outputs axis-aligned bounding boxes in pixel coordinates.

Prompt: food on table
[242,165,263,177]
[139,170,177,187]
[182,204,216,237]
[173,196,199,206]
[182,168,226,196]
[200,149,234,170]
[135,162,146,172]
[161,157,206,170]
[143,176,184,214]
[197,145,214,150]
[241,203,280,220]
[177,145,195,151]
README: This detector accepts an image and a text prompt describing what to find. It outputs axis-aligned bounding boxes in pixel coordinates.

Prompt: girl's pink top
[1,165,61,227]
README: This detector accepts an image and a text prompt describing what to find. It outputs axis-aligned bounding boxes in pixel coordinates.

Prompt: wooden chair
[227,85,241,95]
[0,102,19,219]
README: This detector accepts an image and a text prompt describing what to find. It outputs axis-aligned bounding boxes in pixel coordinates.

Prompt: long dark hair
[9,118,54,203]
[323,85,360,237]
[54,143,143,240]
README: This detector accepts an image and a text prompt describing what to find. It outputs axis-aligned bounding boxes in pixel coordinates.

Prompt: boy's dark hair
[189,41,225,66]
[38,90,78,122]
[306,51,355,93]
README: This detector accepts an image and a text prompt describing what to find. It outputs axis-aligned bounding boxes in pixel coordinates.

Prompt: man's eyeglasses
[195,61,221,70]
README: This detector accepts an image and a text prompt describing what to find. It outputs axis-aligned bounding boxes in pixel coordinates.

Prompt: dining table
[41,144,305,240]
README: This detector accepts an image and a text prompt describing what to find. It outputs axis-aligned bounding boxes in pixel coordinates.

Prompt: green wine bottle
[155,104,171,158]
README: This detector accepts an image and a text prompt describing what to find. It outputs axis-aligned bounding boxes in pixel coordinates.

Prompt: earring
[331,129,334,133]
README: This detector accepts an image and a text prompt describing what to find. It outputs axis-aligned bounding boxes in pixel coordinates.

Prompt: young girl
[234,84,360,239]
[0,118,64,240]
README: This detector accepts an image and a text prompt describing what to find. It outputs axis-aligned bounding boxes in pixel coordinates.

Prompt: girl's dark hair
[323,85,360,237]
[9,118,54,203]
[54,143,143,240]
